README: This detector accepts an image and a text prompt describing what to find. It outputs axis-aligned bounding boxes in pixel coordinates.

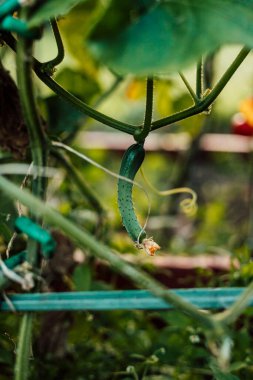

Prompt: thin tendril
[140,167,197,215]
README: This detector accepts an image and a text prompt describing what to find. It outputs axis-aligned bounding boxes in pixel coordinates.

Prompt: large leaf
[28,0,89,27]
[88,0,253,76]
[58,1,100,73]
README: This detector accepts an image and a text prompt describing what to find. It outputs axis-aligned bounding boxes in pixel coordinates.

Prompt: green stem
[215,280,253,325]
[151,47,250,131]
[2,34,250,135]
[16,25,47,260]
[15,8,48,380]
[179,72,199,104]
[34,65,137,134]
[40,18,64,74]
[143,77,154,131]
[135,77,154,142]
[14,314,33,380]
[62,76,124,143]
[196,58,203,99]
[0,174,223,335]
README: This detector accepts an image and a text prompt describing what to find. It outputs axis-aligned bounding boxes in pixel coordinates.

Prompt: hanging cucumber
[117,143,160,256]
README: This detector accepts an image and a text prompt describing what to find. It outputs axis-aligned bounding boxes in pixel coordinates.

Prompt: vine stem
[179,72,199,104]
[135,77,154,142]
[0,174,224,336]
[3,33,250,136]
[39,18,65,73]
[214,280,253,325]
[16,12,47,262]
[196,58,203,99]
[36,47,249,134]
[14,7,47,380]
[151,47,250,130]
[34,63,137,134]
[14,314,33,380]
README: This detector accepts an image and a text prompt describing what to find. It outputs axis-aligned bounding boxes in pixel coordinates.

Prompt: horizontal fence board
[78,132,253,153]
[0,288,252,312]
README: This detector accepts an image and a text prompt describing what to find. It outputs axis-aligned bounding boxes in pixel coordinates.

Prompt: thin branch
[151,47,250,131]
[34,65,137,134]
[14,7,48,380]
[135,77,154,142]
[3,32,249,136]
[40,18,64,74]
[14,314,33,380]
[215,280,253,325]
[16,17,47,260]
[179,72,199,104]
[196,58,203,99]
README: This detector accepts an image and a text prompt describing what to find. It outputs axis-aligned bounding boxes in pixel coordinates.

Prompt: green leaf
[88,0,253,76]
[72,264,91,291]
[58,1,101,71]
[210,362,240,380]
[45,96,84,138]
[55,68,100,102]
[0,221,12,242]
[28,0,89,27]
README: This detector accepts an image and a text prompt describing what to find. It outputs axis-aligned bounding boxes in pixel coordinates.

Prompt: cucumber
[118,143,146,243]
[117,143,160,255]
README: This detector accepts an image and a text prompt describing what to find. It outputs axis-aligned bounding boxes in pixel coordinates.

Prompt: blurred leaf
[161,311,191,328]
[0,188,17,234]
[88,0,253,75]
[58,1,101,74]
[72,263,91,291]
[210,362,240,380]
[0,347,14,365]
[229,361,247,371]
[55,68,100,102]
[45,96,84,138]
[28,0,89,27]
[0,221,12,242]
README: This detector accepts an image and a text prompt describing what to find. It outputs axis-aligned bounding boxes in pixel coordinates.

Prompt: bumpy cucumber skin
[118,143,147,243]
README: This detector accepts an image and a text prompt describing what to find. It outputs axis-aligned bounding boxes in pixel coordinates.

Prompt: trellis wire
[1,288,252,312]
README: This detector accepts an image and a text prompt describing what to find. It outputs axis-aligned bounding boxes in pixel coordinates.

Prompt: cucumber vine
[0,1,252,379]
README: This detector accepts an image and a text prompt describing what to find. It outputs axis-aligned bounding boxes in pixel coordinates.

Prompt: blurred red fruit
[231,113,253,136]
